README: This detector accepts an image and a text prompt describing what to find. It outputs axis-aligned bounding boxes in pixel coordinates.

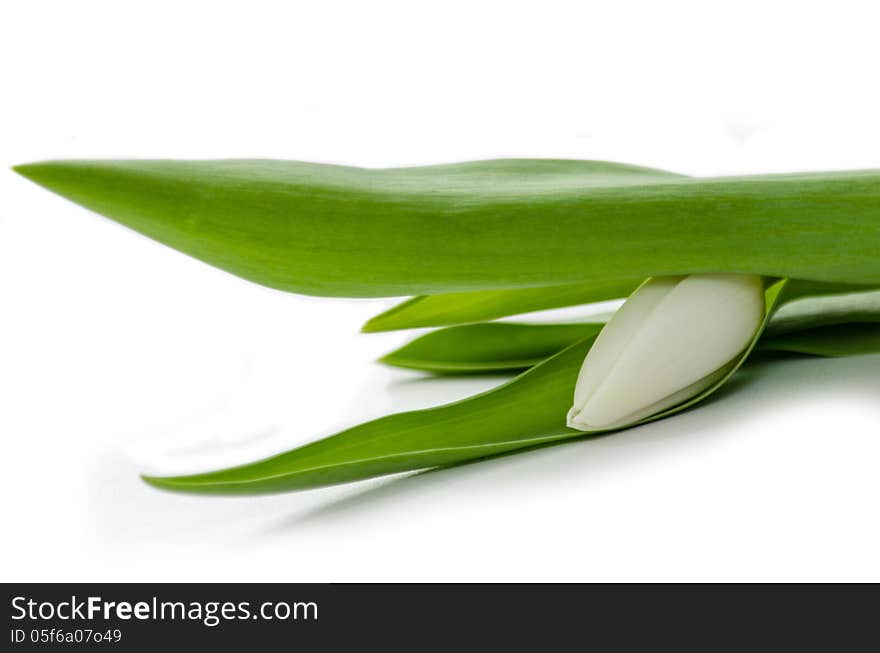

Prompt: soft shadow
[384,372,513,413]
[263,354,880,532]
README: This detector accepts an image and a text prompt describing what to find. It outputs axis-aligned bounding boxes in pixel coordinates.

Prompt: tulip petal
[568,274,765,430]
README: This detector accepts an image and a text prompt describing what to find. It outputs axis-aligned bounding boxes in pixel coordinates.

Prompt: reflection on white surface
[127,404,282,477]
[127,300,622,478]
[84,352,880,582]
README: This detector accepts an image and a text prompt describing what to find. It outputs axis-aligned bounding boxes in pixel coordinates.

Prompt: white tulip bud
[567,274,765,431]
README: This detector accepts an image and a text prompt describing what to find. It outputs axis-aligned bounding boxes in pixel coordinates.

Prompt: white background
[2,0,879,582]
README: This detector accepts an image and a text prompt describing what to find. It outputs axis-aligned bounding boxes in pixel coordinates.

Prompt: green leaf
[379,322,604,373]
[762,287,880,335]
[143,338,592,495]
[366,281,879,335]
[143,279,791,495]
[760,323,880,357]
[15,159,880,297]
[380,318,880,374]
[362,280,641,332]
[360,162,677,330]
[379,287,880,373]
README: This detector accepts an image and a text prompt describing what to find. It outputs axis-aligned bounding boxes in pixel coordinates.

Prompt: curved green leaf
[375,321,659,374]
[362,280,640,332]
[379,322,604,373]
[143,338,592,495]
[15,159,880,297]
[143,280,792,495]
[368,280,879,334]
[379,285,880,373]
[361,162,683,330]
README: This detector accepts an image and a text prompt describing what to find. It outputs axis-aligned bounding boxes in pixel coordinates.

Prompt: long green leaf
[380,322,604,373]
[362,280,640,332]
[366,280,878,333]
[760,323,880,357]
[362,161,683,329]
[379,285,880,373]
[381,319,880,373]
[14,159,880,297]
[142,280,791,495]
[143,338,592,494]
